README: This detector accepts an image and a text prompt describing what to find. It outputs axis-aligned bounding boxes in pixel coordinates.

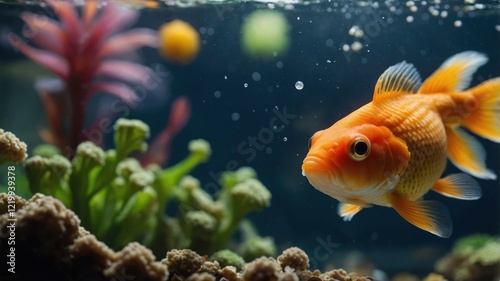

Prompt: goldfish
[302,51,500,238]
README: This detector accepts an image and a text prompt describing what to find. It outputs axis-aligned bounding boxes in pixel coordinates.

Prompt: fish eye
[349,136,370,161]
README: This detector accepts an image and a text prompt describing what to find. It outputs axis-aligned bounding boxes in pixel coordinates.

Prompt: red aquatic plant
[140,96,191,167]
[9,0,158,156]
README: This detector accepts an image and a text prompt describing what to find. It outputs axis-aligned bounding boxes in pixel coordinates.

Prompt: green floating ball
[241,10,291,59]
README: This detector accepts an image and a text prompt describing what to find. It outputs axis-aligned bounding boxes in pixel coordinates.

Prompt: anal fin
[432,173,482,200]
[338,203,363,221]
[388,192,452,238]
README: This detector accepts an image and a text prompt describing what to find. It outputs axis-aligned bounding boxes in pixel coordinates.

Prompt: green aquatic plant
[18,118,272,256]
[436,233,500,281]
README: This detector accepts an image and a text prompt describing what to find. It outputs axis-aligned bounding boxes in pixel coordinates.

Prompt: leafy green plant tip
[231,178,271,210]
[114,118,150,159]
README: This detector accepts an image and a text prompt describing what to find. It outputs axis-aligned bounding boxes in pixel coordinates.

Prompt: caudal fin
[463,78,500,142]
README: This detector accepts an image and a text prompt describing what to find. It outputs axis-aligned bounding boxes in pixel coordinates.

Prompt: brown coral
[163,249,205,277]
[104,242,168,281]
[200,261,221,276]
[3,193,80,252]
[0,128,28,163]
[69,233,115,279]
[320,268,373,281]
[0,193,27,215]
[0,194,375,281]
[186,272,217,281]
[278,247,310,272]
[219,265,240,281]
[0,194,170,281]
[242,257,281,281]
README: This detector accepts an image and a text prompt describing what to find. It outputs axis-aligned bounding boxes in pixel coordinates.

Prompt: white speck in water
[496,25,500,32]
[295,81,304,90]
[327,59,331,63]
[231,112,240,121]
[252,72,261,81]
[406,15,414,23]
[354,29,364,38]
[348,25,358,36]
[454,20,462,27]
[243,83,248,88]
[214,91,221,98]
[276,61,284,69]
[410,5,418,12]
[351,41,363,52]
[283,137,288,142]
[224,75,228,79]
[297,16,300,20]
[440,10,448,18]
[342,44,350,52]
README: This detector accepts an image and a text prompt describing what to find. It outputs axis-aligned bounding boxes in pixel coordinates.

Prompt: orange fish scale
[374,94,449,201]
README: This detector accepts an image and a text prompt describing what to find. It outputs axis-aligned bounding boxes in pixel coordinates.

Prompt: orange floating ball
[158,20,200,65]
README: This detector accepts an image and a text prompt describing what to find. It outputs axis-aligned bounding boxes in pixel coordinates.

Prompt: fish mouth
[302,156,332,175]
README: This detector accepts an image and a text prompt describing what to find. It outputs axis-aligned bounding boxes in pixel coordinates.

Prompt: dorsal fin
[373,61,422,103]
[419,51,488,94]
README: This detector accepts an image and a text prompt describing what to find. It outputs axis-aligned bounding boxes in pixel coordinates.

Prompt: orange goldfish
[302,51,500,238]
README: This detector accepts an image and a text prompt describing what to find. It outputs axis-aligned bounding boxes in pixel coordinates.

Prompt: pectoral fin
[338,203,363,221]
[432,173,482,200]
[388,192,452,238]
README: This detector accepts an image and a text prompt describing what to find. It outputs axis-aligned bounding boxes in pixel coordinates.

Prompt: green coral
[20,118,273,257]
[453,234,496,255]
[209,249,245,270]
[437,234,500,281]
[239,220,277,261]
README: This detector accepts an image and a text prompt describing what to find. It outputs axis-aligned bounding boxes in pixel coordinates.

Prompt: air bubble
[295,81,304,90]
[231,112,240,121]
[243,83,248,88]
[283,137,288,142]
[252,72,261,81]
